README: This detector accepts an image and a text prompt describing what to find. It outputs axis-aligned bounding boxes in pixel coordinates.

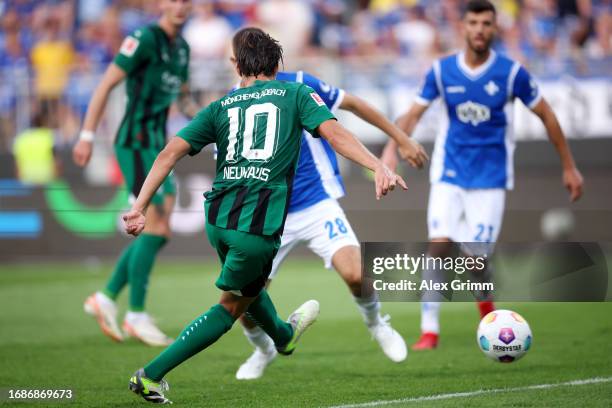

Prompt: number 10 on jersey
[226,103,280,163]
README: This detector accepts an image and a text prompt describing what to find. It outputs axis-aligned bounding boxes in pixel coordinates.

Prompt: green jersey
[114,24,190,150]
[178,80,335,236]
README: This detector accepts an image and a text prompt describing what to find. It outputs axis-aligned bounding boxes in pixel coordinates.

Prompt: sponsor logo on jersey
[119,36,139,57]
[456,100,491,126]
[310,92,326,107]
[446,85,466,94]
[161,71,183,93]
[484,80,499,96]
[179,48,188,66]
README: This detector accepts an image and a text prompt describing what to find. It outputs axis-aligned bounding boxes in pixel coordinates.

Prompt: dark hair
[232,27,283,77]
[464,0,496,16]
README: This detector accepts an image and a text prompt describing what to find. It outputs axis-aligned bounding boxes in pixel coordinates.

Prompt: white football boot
[369,314,408,362]
[84,292,124,342]
[277,299,320,355]
[123,312,174,347]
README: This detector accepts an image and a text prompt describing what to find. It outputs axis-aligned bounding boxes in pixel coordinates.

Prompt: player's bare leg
[143,194,174,237]
[413,238,453,350]
[414,239,496,350]
[122,194,175,347]
[468,256,495,318]
[332,245,407,362]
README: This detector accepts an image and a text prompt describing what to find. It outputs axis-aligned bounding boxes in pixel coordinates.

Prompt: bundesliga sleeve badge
[310,92,326,107]
[119,36,140,57]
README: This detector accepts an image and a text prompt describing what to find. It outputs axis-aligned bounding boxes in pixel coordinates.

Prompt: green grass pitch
[1,258,611,407]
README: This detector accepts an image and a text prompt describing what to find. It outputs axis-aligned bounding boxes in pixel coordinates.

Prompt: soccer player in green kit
[72,0,200,346]
[123,27,407,404]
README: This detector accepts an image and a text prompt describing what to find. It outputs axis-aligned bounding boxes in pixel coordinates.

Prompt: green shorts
[114,145,176,206]
[206,223,281,297]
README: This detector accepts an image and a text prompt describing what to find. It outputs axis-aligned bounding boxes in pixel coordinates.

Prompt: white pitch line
[328,376,612,408]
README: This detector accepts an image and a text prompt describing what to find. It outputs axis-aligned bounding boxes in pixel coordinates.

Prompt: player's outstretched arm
[381,102,429,171]
[317,119,407,200]
[176,83,200,120]
[341,93,428,169]
[531,98,584,202]
[72,64,126,167]
[123,137,191,236]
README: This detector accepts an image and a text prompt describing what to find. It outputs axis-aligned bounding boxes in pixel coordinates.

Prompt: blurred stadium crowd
[0,0,610,154]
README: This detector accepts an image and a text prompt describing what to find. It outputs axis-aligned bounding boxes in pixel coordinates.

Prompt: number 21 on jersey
[226,103,280,163]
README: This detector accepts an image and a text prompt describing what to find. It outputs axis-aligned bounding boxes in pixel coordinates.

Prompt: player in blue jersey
[382,0,583,350]
[234,70,429,379]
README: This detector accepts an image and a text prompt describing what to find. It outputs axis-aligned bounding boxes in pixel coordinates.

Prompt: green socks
[143,290,293,381]
[128,234,167,311]
[103,240,137,299]
[102,233,167,310]
[245,290,293,348]
[144,304,235,381]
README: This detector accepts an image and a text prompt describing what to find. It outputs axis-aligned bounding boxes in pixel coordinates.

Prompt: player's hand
[374,163,408,200]
[397,138,429,169]
[563,167,583,202]
[123,209,146,236]
[72,139,93,167]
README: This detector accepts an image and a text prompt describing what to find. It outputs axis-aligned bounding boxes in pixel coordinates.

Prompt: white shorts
[269,198,360,279]
[427,182,505,250]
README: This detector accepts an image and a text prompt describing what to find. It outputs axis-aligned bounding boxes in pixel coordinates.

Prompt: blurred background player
[382,0,584,350]
[235,70,429,380]
[12,108,61,186]
[72,0,199,347]
[124,27,407,404]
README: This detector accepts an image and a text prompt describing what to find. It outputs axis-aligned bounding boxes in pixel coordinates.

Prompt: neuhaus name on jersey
[223,166,271,182]
[221,89,287,107]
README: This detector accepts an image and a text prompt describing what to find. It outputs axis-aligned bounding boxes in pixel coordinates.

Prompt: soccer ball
[477,309,532,363]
